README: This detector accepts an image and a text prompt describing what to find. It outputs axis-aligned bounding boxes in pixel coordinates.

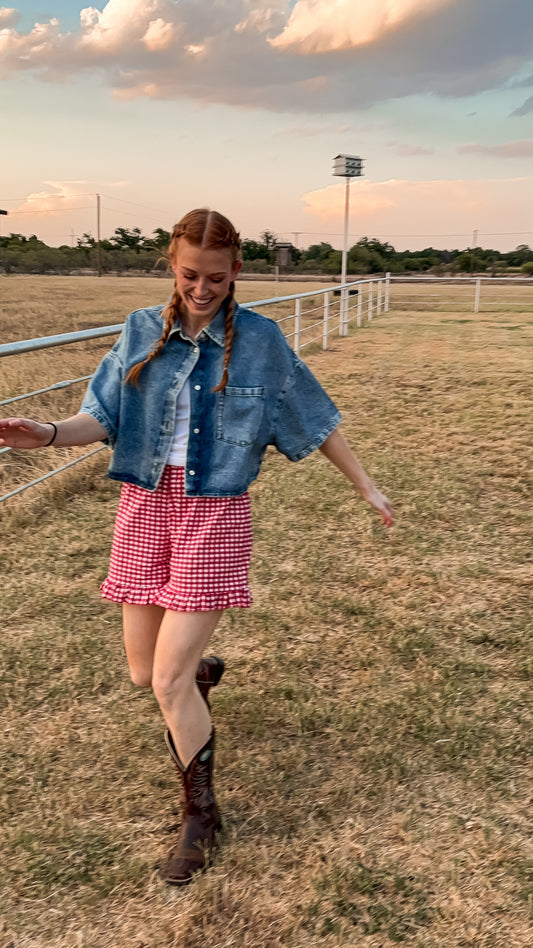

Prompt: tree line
[1,227,532,276]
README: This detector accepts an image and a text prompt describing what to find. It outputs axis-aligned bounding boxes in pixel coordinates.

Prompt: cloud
[79,0,175,52]
[0,7,19,27]
[511,95,533,117]
[302,177,533,247]
[143,18,176,52]
[458,140,533,158]
[303,181,395,221]
[270,0,450,53]
[13,180,127,216]
[0,15,61,57]
[14,181,93,216]
[235,3,288,35]
[0,0,532,115]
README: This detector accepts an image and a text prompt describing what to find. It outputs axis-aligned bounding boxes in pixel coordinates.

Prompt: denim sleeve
[270,358,341,461]
[79,345,123,447]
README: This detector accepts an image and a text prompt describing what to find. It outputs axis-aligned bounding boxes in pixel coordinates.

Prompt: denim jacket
[80,302,341,496]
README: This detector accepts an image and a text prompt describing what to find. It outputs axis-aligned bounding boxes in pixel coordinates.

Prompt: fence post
[294,297,301,354]
[385,272,391,312]
[368,282,374,321]
[474,277,481,313]
[377,280,382,316]
[357,283,363,326]
[338,287,345,336]
[323,291,330,350]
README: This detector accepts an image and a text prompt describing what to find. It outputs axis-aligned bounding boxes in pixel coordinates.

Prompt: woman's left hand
[361,485,395,528]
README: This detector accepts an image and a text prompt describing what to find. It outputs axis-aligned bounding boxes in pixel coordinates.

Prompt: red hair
[126,209,241,389]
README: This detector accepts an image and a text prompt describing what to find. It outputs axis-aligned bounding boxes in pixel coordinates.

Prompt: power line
[278,230,533,239]
[98,205,166,225]
[0,194,95,203]
[100,193,171,216]
[7,206,95,215]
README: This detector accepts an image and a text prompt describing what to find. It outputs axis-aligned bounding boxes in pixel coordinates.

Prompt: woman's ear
[232,260,243,279]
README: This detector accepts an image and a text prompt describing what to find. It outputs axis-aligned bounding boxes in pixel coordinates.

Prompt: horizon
[1,217,531,257]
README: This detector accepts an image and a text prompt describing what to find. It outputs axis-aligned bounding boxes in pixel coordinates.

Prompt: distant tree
[455,251,488,272]
[144,228,171,251]
[305,242,334,260]
[260,229,277,251]
[241,239,264,261]
[297,242,337,272]
[110,227,144,252]
[348,239,385,273]
[77,233,96,249]
[506,244,533,267]
[258,230,277,265]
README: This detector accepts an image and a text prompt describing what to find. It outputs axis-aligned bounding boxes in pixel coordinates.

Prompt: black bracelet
[44,422,58,446]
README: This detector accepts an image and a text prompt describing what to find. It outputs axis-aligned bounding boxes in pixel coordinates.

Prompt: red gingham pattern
[101,466,253,612]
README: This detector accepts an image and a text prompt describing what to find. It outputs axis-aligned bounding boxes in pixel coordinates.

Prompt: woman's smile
[172,239,241,326]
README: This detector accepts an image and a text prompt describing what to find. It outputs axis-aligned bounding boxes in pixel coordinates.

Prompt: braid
[212,285,235,393]
[125,284,180,385]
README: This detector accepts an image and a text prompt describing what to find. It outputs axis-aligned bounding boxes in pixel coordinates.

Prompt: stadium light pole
[0,210,7,272]
[96,193,102,277]
[332,154,364,334]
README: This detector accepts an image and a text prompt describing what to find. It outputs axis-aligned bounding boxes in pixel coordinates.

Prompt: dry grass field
[0,276,532,947]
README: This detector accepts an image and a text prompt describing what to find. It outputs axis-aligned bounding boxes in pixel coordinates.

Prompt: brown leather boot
[159,730,222,885]
[196,655,225,708]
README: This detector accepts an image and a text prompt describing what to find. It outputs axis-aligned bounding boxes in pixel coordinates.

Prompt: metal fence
[388,275,533,314]
[0,278,388,503]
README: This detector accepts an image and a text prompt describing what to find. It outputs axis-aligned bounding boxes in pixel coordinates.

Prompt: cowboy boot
[196,655,225,708]
[159,730,222,886]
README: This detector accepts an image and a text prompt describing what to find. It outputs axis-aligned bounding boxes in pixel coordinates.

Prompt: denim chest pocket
[216,386,265,446]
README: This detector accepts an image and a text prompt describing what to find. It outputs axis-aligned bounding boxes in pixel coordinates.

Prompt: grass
[0,276,532,946]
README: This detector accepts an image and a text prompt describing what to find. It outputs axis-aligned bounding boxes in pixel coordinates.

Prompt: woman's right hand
[0,417,55,449]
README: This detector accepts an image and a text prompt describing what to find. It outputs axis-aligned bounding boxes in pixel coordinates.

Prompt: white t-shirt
[167,380,190,467]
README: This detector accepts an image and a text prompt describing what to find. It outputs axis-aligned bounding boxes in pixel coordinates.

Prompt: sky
[1,0,533,251]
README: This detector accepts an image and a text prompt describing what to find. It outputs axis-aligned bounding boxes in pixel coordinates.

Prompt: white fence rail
[388,275,533,314]
[0,278,387,503]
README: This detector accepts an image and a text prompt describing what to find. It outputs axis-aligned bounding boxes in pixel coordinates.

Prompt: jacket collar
[168,304,227,348]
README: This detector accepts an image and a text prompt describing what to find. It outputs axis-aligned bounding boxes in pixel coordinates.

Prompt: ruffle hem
[100,578,252,612]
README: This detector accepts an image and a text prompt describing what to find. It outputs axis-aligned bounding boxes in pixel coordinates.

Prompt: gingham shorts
[101,466,253,612]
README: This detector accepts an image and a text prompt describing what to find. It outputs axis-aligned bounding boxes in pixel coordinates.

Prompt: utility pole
[96,193,102,277]
[292,232,302,249]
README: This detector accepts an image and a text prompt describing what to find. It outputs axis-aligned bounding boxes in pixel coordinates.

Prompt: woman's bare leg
[151,610,222,768]
[122,603,165,688]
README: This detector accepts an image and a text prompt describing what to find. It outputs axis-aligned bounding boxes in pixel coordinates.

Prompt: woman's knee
[152,665,193,711]
[130,667,153,689]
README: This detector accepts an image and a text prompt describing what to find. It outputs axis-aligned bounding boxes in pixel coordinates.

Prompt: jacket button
[194,384,201,391]
[189,470,196,476]
[193,428,200,434]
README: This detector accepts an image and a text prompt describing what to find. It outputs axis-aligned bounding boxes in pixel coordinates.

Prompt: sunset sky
[1,0,533,251]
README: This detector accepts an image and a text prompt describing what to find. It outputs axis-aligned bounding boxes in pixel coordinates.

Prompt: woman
[0,208,394,885]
